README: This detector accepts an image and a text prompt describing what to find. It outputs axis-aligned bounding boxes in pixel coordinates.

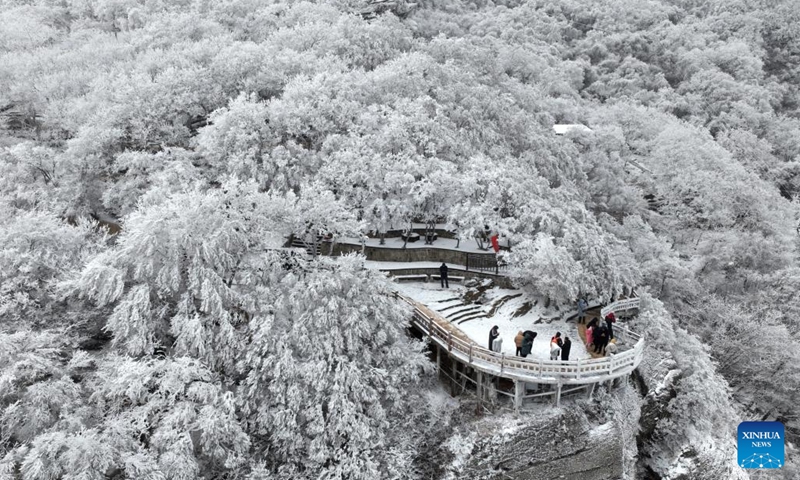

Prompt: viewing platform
[398,293,644,410]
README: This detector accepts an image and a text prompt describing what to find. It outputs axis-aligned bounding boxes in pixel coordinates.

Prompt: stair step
[435,296,463,304]
[486,293,522,317]
[449,306,486,322]
[438,302,469,312]
[454,311,489,324]
[445,305,483,319]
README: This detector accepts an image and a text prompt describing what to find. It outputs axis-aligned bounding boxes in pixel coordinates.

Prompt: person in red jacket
[604,312,616,340]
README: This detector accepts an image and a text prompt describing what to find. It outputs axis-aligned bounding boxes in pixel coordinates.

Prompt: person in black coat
[439,262,449,288]
[488,325,499,351]
[604,312,616,340]
[520,331,537,357]
[561,336,572,361]
[594,326,608,354]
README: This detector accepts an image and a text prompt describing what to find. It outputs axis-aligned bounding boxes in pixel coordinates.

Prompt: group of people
[515,330,538,357]
[548,332,572,361]
[577,297,620,356]
[585,313,617,356]
[484,299,621,360]
[504,330,573,361]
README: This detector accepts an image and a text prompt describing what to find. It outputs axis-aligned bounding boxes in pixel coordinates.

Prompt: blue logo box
[738,421,784,469]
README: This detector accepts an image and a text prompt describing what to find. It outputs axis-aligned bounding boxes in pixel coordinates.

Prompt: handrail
[396,293,645,384]
[600,297,641,319]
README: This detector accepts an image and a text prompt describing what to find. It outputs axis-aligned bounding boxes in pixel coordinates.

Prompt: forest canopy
[1,0,799,478]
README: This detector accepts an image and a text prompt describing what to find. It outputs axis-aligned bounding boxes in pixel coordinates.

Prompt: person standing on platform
[577,297,588,324]
[492,336,503,353]
[594,325,608,355]
[439,262,449,288]
[586,325,595,350]
[561,336,572,361]
[520,331,536,357]
[488,325,499,351]
[549,341,561,360]
[605,312,616,340]
[515,330,525,356]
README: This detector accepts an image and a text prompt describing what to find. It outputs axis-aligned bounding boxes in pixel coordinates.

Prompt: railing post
[469,344,473,364]
[500,353,505,374]
[448,331,452,352]
[555,381,562,407]
[576,358,582,379]
[436,345,441,374]
[514,379,523,413]
[425,312,431,341]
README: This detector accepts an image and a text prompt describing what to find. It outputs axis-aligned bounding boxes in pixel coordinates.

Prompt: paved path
[576,308,607,359]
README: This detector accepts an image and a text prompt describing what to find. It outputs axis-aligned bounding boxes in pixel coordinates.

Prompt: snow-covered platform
[394,289,643,410]
[395,282,593,360]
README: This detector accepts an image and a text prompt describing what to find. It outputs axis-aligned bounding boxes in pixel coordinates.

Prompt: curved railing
[601,297,641,318]
[397,294,645,385]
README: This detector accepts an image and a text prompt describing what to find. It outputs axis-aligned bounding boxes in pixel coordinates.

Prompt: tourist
[577,297,588,324]
[587,317,599,329]
[439,262,449,288]
[520,331,536,357]
[605,312,616,339]
[492,336,503,353]
[594,326,608,354]
[550,331,563,348]
[488,325,499,350]
[549,341,561,361]
[561,336,571,361]
[606,341,618,355]
[586,325,595,350]
[514,330,524,356]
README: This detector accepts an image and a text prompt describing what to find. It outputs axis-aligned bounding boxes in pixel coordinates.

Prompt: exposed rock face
[453,405,623,480]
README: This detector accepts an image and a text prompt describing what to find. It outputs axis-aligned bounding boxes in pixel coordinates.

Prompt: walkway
[577,307,607,359]
[398,293,644,409]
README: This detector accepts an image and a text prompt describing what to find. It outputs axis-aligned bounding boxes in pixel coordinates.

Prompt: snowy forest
[1,0,799,478]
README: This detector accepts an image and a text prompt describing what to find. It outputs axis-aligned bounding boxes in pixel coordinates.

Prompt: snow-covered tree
[73,181,295,370]
[239,255,433,480]
[0,208,102,326]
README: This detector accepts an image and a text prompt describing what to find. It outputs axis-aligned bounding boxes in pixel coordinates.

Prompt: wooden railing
[397,294,645,385]
[600,297,641,319]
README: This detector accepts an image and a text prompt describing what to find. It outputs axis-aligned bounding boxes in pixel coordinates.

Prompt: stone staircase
[431,291,527,325]
[433,297,488,325]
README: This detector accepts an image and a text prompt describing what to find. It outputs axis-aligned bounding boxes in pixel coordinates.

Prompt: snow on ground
[394,281,591,361]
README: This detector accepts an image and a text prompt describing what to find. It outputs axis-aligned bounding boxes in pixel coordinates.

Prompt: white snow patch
[590,422,615,437]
